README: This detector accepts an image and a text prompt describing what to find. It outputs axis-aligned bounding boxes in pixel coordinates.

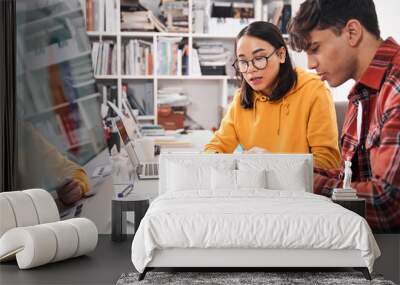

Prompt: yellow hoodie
[204,68,341,170]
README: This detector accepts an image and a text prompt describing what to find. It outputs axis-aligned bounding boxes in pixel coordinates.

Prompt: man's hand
[56,178,83,205]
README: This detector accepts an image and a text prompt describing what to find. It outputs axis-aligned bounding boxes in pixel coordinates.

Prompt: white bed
[131,154,380,280]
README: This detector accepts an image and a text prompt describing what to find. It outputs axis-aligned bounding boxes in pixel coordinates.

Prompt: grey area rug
[116,271,396,285]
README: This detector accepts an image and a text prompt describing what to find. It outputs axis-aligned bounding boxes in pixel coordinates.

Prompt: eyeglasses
[232,49,278,73]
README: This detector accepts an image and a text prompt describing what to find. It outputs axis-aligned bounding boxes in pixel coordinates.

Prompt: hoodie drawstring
[278,103,282,136]
[278,97,290,135]
[253,93,289,136]
[252,94,268,121]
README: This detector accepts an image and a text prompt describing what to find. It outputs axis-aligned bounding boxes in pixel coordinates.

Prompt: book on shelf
[120,9,167,32]
[157,87,190,107]
[99,84,118,106]
[97,0,104,31]
[158,105,186,130]
[197,44,227,54]
[148,12,168,32]
[332,195,359,201]
[232,2,254,19]
[193,9,205,34]
[124,82,154,116]
[194,41,231,75]
[84,0,117,32]
[210,1,254,19]
[190,48,201,76]
[105,0,118,32]
[91,41,117,75]
[200,65,226,76]
[211,2,233,18]
[157,37,187,76]
[193,0,208,34]
[160,0,189,33]
[123,39,153,76]
[85,0,93,31]
[332,188,358,200]
[333,188,357,193]
[181,45,189,76]
[121,10,154,31]
[198,52,231,61]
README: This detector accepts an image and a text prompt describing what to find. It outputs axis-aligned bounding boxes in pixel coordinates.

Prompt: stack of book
[158,87,189,107]
[157,87,189,130]
[140,124,165,136]
[120,10,167,32]
[332,188,358,200]
[195,41,231,75]
[160,0,189,33]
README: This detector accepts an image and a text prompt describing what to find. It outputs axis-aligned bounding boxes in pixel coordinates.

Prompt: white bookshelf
[84,0,296,129]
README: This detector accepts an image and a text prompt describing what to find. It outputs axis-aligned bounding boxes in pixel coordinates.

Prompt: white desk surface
[79,130,213,234]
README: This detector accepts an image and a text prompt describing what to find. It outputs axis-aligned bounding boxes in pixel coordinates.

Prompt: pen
[125,184,134,196]
[117,184,133,198]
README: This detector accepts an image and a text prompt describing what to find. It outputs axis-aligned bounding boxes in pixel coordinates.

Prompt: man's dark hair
[235,21,297,108]
[288,0,381,52]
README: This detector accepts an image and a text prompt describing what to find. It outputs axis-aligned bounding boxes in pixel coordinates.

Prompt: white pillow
[238,159,307,191]
[167,162,211,191]
[236,169,267,189]
[210,168,267,191]
[211,168,236,190]
[266,162,306,191]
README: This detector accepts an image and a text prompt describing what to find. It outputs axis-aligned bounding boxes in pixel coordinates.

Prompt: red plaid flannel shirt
[314,38,400,233]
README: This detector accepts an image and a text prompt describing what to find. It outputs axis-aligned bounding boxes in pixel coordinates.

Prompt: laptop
[114,114,159,180]
[109,100,161,154]
[108,100,141,139]
[121,97,165,136]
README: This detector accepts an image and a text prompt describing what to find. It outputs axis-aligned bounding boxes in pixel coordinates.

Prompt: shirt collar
[357,37,400,91]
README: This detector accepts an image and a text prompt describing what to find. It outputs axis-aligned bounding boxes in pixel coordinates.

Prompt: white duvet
[131,190,380,273]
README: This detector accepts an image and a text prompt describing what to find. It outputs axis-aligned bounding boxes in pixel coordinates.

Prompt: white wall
[375,0,400,41]
[291,0,400,101]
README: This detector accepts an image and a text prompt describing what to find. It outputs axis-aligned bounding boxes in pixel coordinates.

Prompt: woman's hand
[243,146,270,154]
[56,178,83,206]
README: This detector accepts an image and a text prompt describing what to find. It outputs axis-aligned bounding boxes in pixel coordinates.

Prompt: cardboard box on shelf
[157,106,185,130]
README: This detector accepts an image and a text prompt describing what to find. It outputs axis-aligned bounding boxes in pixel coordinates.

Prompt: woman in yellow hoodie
[204,21,340,170]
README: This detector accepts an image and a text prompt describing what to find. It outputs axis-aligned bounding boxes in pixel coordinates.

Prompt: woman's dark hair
[235,21,297,108]
[288,0,380,52]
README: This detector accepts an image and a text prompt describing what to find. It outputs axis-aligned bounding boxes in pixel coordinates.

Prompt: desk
[111,130,213,241]
[79,149,114,234]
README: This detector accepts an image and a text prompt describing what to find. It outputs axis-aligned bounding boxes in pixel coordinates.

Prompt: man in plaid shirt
[288,0,399,232]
